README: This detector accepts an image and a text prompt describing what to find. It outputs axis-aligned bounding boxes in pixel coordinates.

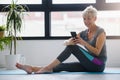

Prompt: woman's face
[83,15,96,28]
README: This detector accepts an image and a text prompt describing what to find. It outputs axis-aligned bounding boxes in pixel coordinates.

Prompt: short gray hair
[82,5,97,17]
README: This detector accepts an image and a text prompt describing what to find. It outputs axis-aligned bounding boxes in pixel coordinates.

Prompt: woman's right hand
[64,38,76,46]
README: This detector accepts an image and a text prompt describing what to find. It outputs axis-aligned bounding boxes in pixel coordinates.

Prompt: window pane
[53,0,96,4]
[106,0,120,3]
[97,11,120,36]
[51,11,120,36]
[0,0,42,4]
[22,12,44,37]
[51,12,86,36]
[0,12,44,37]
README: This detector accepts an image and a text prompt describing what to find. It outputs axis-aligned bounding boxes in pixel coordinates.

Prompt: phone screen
[70,32,77,38]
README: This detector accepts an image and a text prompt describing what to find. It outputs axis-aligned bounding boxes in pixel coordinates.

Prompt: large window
[0,12,44,37]
[0,0,120,39]
[0,0,42,4]
[53,0,96,4]
[20,12,44,37]
[106,0,120,3]
[51,12,85,37]
[51,11,120,37]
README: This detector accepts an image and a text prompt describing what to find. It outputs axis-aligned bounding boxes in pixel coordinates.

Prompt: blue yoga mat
[0,68,120,75]
[0,69,27,75]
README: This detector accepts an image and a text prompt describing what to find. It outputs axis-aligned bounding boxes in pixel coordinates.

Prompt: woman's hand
[74,36,87,46]
[64,38,77,46]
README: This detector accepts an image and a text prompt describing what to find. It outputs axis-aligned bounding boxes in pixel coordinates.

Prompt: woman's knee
[67,45,79,52]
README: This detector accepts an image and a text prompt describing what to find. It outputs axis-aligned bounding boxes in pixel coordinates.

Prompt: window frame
[0,0,120,40]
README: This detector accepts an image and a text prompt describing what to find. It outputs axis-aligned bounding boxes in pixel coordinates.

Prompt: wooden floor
[0,67,120,80]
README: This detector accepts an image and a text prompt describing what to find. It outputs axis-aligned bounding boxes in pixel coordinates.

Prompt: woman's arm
[76,32,106,56]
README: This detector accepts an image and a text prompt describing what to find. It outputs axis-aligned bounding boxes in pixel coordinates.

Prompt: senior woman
[16,5,107,74]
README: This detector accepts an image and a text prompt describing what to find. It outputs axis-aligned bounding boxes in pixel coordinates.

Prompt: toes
[16,63,22,69]
[16,63,32,74]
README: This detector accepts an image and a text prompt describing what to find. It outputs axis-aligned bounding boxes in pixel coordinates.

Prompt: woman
[16,5,107,74]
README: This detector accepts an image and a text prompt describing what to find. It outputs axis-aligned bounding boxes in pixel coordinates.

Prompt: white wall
[0,39,120,67]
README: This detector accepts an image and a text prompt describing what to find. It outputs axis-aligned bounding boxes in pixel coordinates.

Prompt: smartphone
[70,32,77,38]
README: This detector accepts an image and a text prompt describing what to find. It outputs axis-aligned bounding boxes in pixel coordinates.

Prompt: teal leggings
[53,45,105,72]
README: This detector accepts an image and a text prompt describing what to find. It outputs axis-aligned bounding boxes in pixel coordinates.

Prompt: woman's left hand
[75,36,86,46]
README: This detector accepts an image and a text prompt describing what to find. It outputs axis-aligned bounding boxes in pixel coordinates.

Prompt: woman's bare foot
[32,66,43,72]
[35,67,53,74]
[16,63,33,74]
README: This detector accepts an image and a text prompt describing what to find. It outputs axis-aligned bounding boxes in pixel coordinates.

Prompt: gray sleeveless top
[80,26,107,63]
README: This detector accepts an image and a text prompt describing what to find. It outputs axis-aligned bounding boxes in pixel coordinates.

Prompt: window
[106,0,120,3]
[0,12,44,37]
[0,0,42,4]
[0,0,120,39]
[20,12,44,37]
[0,0,43,38]
[51,11,120,37]
[53,0,96,4]
[51,12,85,36]
[97,11,120,36]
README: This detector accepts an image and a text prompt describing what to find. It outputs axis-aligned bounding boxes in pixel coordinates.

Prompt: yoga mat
[0,68,120,75]
[0,68,27,75]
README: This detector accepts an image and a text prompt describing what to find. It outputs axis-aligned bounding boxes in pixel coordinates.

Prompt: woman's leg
[16,45,71,74]
[36,45,105,73]
[35,46,72,73]
[53,62,86,72]
[35,59,60,73]
[53,45,104,72]
[67,45,105,72]
[52,45,105,72]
